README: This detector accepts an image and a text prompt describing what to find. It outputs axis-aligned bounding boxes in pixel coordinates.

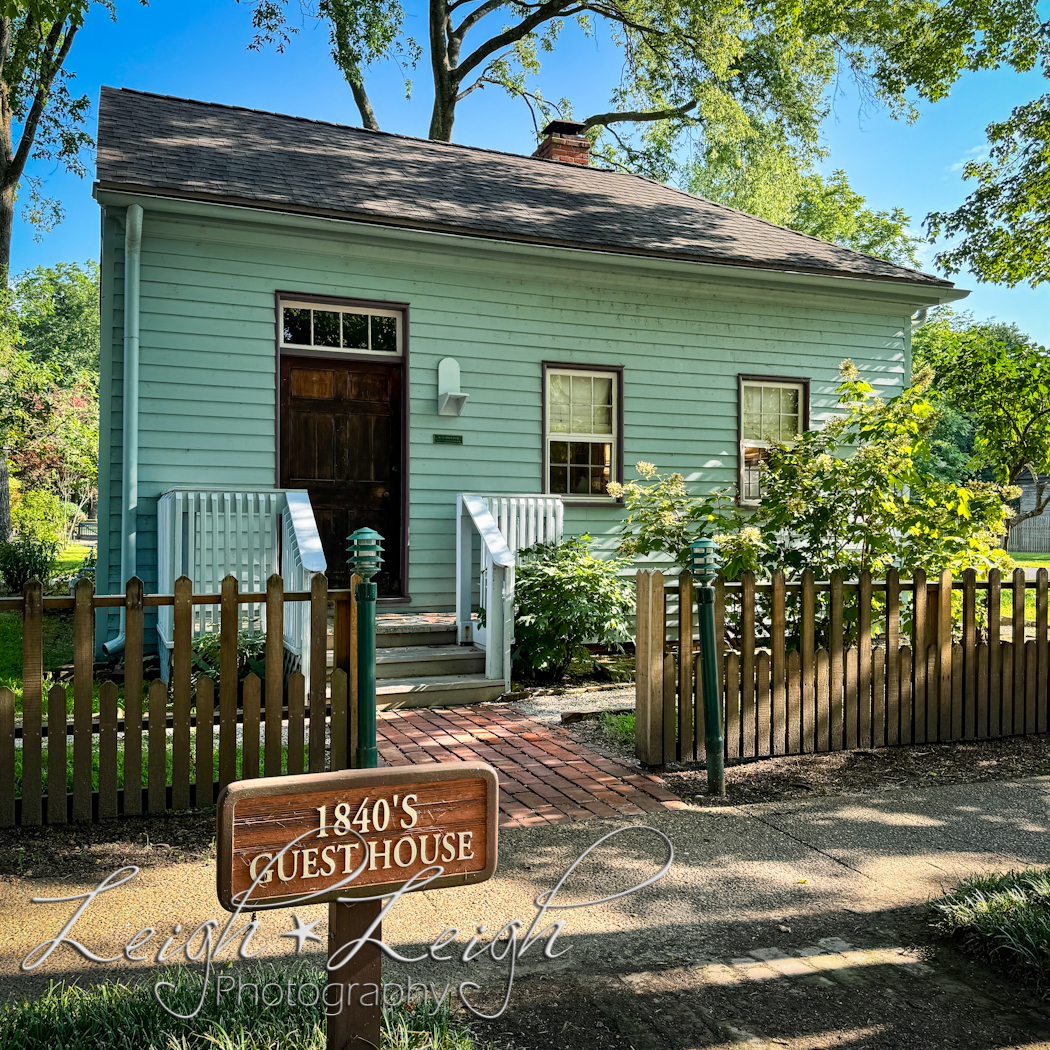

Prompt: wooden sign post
[217,761,499,1049]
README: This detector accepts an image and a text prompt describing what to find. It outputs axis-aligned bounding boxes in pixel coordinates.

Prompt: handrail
[462,495,516,569]
[285,490,327,573]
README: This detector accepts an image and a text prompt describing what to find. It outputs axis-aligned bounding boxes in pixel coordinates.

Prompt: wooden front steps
[374,613,505,708]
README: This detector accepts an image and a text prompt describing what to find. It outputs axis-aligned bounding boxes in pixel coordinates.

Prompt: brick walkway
[377,704,686,828]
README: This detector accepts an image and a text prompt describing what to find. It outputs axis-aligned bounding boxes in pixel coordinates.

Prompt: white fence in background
[157,488,326,681]
[455,494,564,689]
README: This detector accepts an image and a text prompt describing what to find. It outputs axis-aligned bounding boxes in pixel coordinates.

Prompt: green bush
[513,535,634,682]
[0,535,60,592]
[191,629,267,685]
[11,488,66,546]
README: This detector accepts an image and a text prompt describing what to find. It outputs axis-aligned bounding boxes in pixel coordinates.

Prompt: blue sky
[12,0,1049,342]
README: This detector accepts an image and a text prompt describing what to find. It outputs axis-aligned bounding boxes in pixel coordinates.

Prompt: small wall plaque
[433,434,464,445]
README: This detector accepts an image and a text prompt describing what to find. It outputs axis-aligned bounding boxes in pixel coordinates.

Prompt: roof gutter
[103,203,143,658]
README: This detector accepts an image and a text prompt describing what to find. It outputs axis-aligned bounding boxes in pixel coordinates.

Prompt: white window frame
[739,376,808,506]
[543,366,621,502]
[279,298,403,356]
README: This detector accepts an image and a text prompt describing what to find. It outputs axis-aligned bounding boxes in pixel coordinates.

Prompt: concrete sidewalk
[2,777,1050,1047]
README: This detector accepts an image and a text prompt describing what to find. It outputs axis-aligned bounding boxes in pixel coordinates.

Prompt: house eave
[93,183,968,309]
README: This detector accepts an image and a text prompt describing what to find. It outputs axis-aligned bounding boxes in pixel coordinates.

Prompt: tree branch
[348,74,381,131]
[581,97,700,129]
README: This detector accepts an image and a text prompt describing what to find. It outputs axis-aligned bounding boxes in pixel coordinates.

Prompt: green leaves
[512,535,634,682]
[927,92,1050,288]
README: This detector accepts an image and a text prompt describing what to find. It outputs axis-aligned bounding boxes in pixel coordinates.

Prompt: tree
[240,0,1046,180]
[689,131,923,266]
[927,92,1050,287]
[913,308,1050,540]
[10,259,99,373]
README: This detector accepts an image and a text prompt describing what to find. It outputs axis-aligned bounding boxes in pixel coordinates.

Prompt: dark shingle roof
[95,87,951,288]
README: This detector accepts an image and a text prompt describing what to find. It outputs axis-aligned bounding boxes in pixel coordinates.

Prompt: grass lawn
[54,542,92,576]
[0,959,484,1049]
[932,868,1050,992]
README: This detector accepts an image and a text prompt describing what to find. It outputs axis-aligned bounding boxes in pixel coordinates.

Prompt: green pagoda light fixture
[347,527,384,769]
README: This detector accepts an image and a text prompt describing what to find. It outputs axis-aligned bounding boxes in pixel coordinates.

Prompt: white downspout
[104,203,143,657]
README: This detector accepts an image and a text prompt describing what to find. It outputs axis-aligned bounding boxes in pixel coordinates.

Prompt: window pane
[591,443,610,466]
[314,310,340,348]
[762,386,779,414]
[782,387,799,415]
[550,374,570,404]
[742,413,761,440]
[550,466,568,494]
[570,466,590,493]
[283,307,311,345]
[744,385,761,414]
[570,376,592,433]
[570,442,590,464]
[591,468,610,495]
[372,315,397,352]
[550,441,568,464]
[343,312,368,349]
[592,376,612,406]
[780,414,798,441]
[592,405,612,434]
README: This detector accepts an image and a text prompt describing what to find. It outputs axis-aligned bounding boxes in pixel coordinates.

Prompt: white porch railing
[456,494,564,689]
[157,488,327,681]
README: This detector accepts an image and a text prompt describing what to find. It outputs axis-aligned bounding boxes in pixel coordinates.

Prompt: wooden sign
[216,761,498,911]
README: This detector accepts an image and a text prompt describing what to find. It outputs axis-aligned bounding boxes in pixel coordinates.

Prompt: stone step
[376,620,457,648]
[377,673,506,709]
[376,644,484,679]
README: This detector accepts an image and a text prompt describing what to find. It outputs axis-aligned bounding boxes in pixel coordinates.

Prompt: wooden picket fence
[0,573,361,826]
[636,566,1050,767]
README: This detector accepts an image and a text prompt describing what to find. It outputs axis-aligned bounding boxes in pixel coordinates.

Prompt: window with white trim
[740,379,805,504]
[545,368,619,498]
[280,300,401,355]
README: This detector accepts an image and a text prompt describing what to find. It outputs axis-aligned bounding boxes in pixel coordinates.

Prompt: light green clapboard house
[93,87,965,702]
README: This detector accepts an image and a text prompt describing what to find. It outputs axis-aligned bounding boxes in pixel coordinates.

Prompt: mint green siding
[97,197,922,623]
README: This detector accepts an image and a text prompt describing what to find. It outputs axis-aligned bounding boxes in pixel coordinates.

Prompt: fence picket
[771,571,786,755]
[741,571,755,757]
[99,681,119,820]
[124,577,144,816]
[886,568,900,746]
[714,576,725,736]
[265,574,284,778]
[988,568,1002,738]
[899,646,913,746]
[243,673,261,780]
[328,670,346,771]
[21,581,43,826]
[72,578,93,822]
[951,644,963,742]
[46,684,66,824]
[725,646,740,761]
[663,653,676,766]
[634,572,653,765]
[937,571,953,742]
[977,644,989,738]
[844,646,858,749]
[678,571,694,761]
[1038,569,1049,735]
[172,577,192,810]
[787,650,801,754]
[310,573,329,772]
[1002,641,1014,737]
[148,680,167,815]
[195,676,214,808]
[0,689,13,827]
[912,571,927,745]
[872,646,885,748]
[858,570,873,749]
[830,570,844,751]
[926,646,937,742]
[219,575,239,790]
[1013,568,1026,735]
[801,569,815,753]
[1026,640,1037,735]
[756,651,771,757]
[962,569,976,740]
[815,649,830,751]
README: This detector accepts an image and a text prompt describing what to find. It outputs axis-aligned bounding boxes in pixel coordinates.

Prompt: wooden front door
[279,355,403,594]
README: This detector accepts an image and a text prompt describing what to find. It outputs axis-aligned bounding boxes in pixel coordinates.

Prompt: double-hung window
[544,366,621,499]
[739,376,808,504]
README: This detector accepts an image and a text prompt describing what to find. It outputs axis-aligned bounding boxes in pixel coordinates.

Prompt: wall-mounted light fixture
[437,357,469,416]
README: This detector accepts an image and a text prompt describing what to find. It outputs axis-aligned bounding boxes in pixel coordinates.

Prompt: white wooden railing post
[456,494,474,644]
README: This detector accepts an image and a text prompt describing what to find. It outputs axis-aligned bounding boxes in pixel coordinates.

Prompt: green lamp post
[347,527,384,770]
[688,536,726,797]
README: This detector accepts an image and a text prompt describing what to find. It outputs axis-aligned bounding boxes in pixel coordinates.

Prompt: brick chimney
[532,120,590,166]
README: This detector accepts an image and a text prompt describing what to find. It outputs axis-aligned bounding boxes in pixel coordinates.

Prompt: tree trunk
[0,456,10,543]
